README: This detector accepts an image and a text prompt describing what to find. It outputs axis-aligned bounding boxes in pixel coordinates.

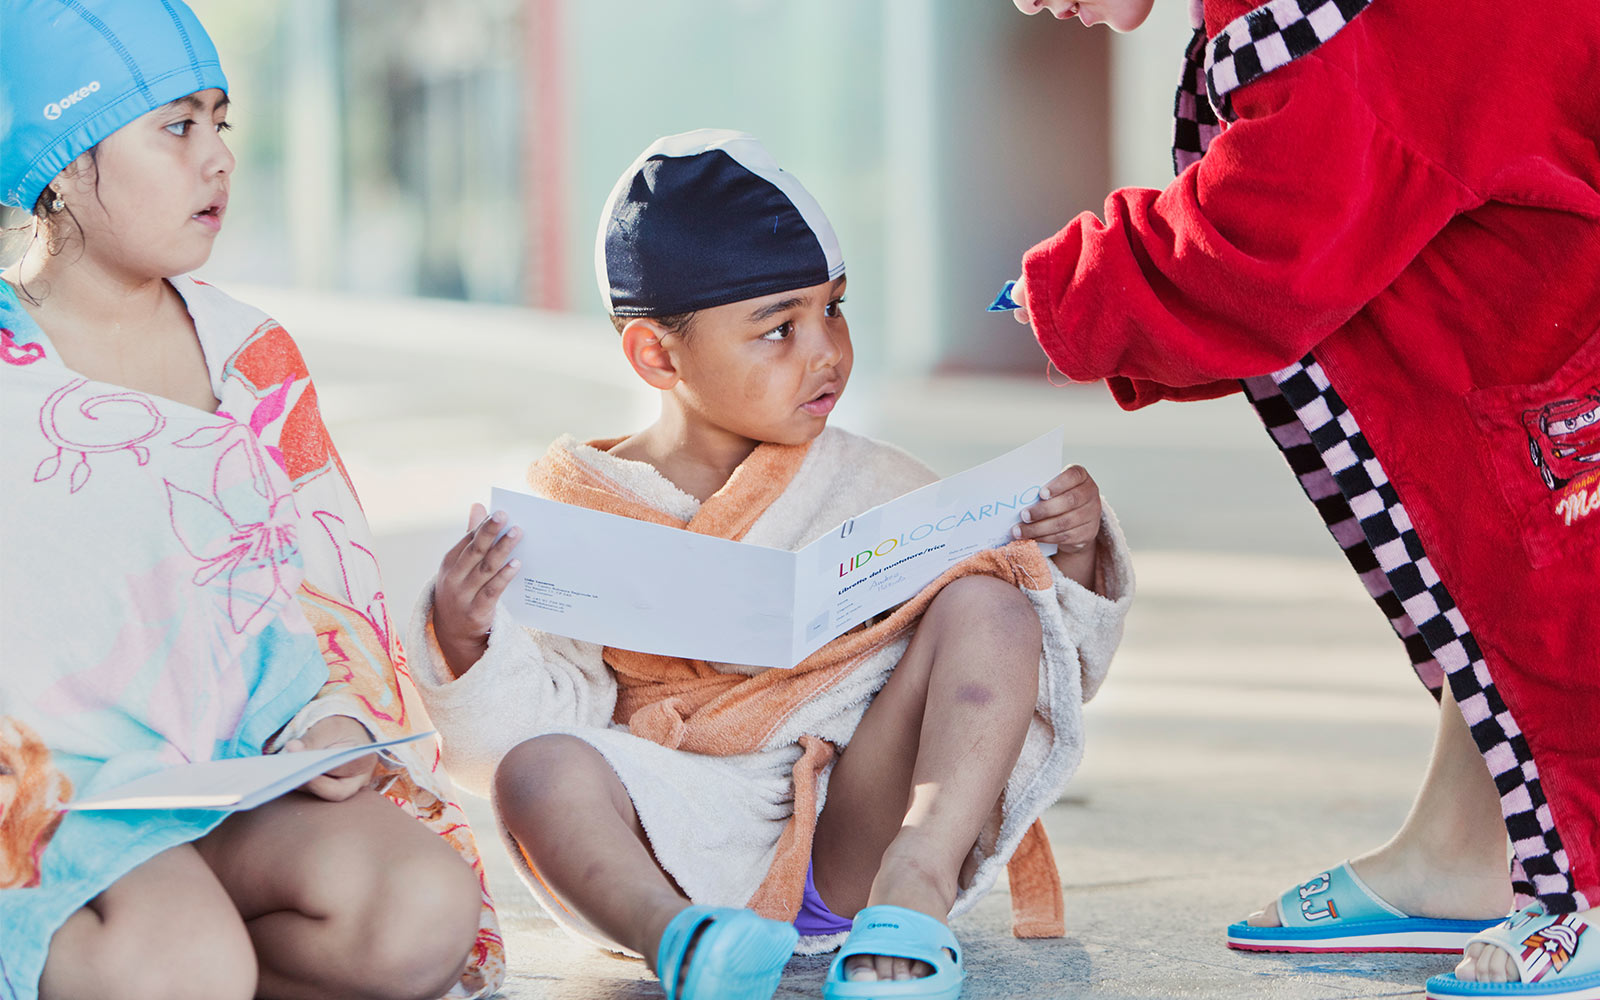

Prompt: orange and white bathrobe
[408,425,1134,953]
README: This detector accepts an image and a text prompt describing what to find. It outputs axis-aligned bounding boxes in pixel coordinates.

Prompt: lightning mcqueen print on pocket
[1523,389,1600,491]
[1466,326,1600,569]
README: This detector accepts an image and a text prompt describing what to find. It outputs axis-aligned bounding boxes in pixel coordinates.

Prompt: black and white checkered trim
[1204,0,1372,121]
[1173,28,1224,174]
[1244,357,1588,915]
[1240,375,1442,687]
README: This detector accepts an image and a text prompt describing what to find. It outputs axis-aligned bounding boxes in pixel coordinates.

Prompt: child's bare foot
[1455,936,1523,984]
[1244,847,1511,927]
[1450,905,1598,984]
[842,848,955,982]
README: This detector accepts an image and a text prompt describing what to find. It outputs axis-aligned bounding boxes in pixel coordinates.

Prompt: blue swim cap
[0,0,228,209]
[597,129,845,318]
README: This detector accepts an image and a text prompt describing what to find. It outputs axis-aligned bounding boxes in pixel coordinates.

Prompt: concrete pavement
[242,285,1462,999]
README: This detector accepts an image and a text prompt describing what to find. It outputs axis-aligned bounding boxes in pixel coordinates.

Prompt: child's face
[51,88,233,279]
[662,276,852,447]
[1012,0,1157,32]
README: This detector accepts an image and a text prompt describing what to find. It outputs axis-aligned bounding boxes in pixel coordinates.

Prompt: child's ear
[621,318,681,390]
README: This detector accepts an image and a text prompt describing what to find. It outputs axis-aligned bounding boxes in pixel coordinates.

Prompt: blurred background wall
[3,0,1195,374]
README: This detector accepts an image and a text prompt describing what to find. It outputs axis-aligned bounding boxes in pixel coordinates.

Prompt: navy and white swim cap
[596,129,845,318]
[0,0,228,209]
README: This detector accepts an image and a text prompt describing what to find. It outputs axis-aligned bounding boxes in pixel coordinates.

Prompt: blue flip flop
[656,904,798,1000]
[1227,862,1504,953]
[823,904,964,1000]
[1426,905,1600,1000]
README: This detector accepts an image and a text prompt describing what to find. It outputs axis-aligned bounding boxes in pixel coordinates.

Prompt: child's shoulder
[172,274,276,330]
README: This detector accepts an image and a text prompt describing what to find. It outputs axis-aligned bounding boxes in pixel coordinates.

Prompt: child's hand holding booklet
[65,732,434,812]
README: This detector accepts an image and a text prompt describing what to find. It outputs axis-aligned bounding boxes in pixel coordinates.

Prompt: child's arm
[1020,52,1473,406]
[408,506,618,797]
[1012,464,1102,591]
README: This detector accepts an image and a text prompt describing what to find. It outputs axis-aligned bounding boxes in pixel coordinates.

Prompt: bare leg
[194,789,481,1000]
[1247,681,1511,927]
[813,575,1042,982]
[495,734,691,977]
[40,844,256,1000]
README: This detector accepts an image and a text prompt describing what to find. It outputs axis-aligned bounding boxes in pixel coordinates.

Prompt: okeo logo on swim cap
[43,82,102,121]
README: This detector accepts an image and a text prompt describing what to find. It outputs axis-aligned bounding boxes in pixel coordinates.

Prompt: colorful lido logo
[44,81,101,121]
[837,486,1044,578]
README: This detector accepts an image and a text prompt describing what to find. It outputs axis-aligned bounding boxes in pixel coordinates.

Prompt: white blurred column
[881,0,940,375]
[284,0,342,289]
[1109,0,1196,191]
[520,0,568,309]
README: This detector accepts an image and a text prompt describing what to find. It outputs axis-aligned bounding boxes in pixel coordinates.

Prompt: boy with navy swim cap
[411,129,1135,1000]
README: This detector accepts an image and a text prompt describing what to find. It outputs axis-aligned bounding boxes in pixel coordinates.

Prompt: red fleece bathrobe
[1022,0,1600,912]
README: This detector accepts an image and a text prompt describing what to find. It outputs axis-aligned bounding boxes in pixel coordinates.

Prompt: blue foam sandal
[656,904,798,1000]
[823,904,964,1000]
[1425,905,1600,1000]
[1227,862,1504,953]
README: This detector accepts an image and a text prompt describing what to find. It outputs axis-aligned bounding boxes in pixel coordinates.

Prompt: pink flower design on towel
[1,328,46,366]
[166,439,301,634]
[35,379,166,493]
[311,509,392,654]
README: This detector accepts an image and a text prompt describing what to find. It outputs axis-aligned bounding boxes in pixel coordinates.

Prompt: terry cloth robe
[1022,0,1600,913]
[409,426,1133,954]
[0,277,504,1000]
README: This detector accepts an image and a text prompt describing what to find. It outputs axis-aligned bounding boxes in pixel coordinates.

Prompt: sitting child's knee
[75,907,255,1000]
[495,733,606,813]
[933,576,1043,648]
[348,853,480,1000]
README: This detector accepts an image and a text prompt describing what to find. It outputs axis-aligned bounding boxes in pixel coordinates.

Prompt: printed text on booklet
[490,429,1063,669]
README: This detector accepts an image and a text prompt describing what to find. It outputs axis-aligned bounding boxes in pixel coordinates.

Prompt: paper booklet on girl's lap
[65,732,433,811]
[491,428,1064,670]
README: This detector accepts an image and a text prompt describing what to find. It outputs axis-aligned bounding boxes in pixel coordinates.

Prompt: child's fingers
[301,771,364,802]
[472,558,522,614]
[479,525,523,576]
[441,505,492,575]
[445,510,507,582]
[1024,467,1096,521]
[1023,490,1096,526]
[1013,509,1100,547]
[1024,489,1097,528]
[1012,275,1031,325]
[458,525,520,613]
[439,532,475,576]
[1041,464,1092,497]
[300,749,377,801]
[320,750,376,780]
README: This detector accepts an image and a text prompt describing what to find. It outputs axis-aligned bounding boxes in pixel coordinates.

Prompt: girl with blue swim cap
[0,3,503,998]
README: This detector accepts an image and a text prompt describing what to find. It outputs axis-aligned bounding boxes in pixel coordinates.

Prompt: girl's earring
[49,194,65,213]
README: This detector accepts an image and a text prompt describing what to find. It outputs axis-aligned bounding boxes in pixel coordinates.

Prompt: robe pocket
[1464,326,1600,569]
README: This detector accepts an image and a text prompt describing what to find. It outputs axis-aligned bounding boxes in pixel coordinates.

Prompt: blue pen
[987,280,1020,313]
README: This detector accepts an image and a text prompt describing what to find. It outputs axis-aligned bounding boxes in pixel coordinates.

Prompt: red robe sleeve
[1022,51,1476,409]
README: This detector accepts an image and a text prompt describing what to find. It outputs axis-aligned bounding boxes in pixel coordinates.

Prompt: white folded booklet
[66,732,433,812]
[491,428,1063,669]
